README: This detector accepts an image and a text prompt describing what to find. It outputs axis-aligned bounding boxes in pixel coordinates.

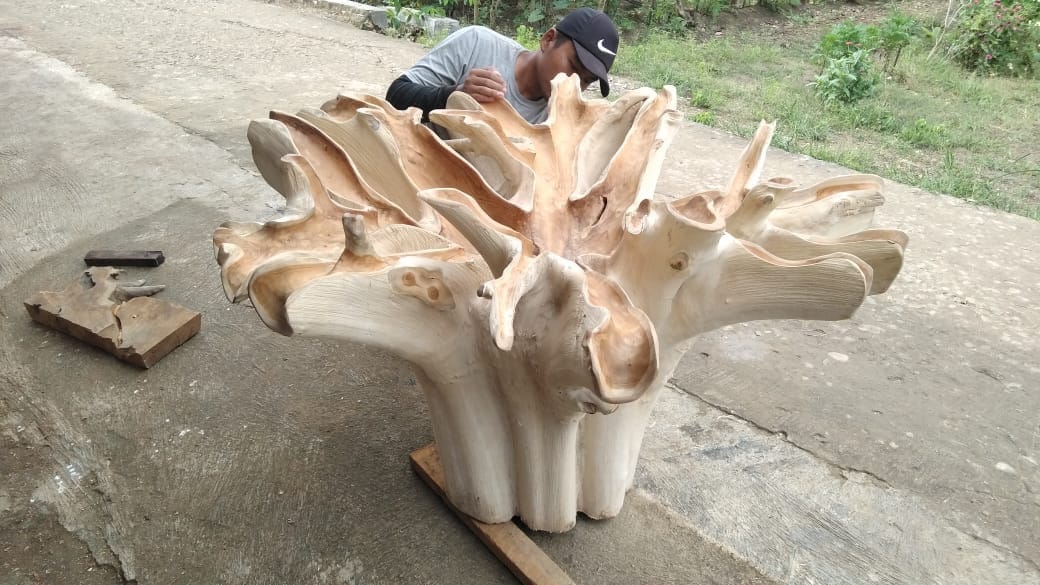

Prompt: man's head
[536,8,619,99]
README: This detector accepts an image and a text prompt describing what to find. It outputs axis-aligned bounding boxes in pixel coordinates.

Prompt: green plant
[386,1,449,39]
[900,118,951,147]
[810,49,880,103]
[690,87,722,108]
[690,110,716,124]
[814,20,879,65]
[514,23,541,49]
[875,9,922,71]
[948,0,1040,76]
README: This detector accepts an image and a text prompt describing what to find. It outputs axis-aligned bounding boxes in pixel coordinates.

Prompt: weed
[514,23,540,50]
[814,20,878,65]
[690,87,721,108]
[690,111,717,125]
[810,50,880,103]
[875,9,922,71]
[900,118,951,148]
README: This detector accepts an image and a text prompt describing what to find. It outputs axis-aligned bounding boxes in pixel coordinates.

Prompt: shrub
[948,0,1040,76]
[814,20,878,65]
[810,49,880,103]
[875,9,923,71]
[514,24,541,50]
[811,21,882,104]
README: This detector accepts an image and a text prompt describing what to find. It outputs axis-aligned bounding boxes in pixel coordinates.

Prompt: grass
[613,31,1040,220]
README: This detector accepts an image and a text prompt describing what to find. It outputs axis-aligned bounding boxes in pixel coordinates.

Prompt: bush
[514,24,541,50]
[810,49,880,103]
[811,21,881,104]
[814,20,878,65]
[949,0,1040,76]
[875,9,923,71]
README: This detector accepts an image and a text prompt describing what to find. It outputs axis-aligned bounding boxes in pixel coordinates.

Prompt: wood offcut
[410,443,576,585]
[25,267,200,368]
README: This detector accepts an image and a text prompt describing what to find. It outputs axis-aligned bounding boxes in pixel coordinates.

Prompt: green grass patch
[613,32,1040,220]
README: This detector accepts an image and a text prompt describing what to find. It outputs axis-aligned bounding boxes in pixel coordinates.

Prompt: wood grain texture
[24,268,200,368]
[410,444,576,585]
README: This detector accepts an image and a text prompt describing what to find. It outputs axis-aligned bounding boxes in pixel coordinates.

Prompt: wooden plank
[84,249,165,267]
[409,444,576,585]
[24,268,200,368]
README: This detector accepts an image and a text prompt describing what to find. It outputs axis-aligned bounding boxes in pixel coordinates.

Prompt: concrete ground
[0,0,1036,583]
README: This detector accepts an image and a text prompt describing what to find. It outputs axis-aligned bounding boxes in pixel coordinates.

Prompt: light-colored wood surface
[409,443,576,585]
[216,85,906,532]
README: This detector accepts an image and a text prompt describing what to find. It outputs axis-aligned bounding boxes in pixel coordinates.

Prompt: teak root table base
[409,443,576,585]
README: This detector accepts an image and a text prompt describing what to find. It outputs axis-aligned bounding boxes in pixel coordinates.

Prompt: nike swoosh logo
[597,39,616,57]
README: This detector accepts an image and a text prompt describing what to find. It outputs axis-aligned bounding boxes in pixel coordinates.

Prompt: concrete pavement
[0,0,1036,583]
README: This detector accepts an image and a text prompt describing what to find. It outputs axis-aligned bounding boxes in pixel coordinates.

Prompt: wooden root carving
[25,267,201,368]
[213,76,907,532]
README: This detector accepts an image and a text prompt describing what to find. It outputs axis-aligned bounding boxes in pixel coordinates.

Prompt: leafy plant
[875,9,923,71]
[814,20,879,65]
[690,110,716,125]
[514,24,541,50]
[947,0,1040,76]
[811,21,882,104]
[690,87,722,108]
[900,118,951,147]
[810,49,880,103]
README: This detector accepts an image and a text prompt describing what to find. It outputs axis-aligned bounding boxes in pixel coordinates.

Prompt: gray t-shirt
[403,26,548,124]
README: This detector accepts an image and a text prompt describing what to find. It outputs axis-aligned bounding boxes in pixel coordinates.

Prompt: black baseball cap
[555,8,619,97]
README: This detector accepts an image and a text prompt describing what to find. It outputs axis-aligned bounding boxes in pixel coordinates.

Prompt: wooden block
[410,444,576,585]
[84,249,165,267]
[24,267,200,368]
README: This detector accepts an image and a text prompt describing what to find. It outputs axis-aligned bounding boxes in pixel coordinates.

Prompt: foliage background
[380,0,1039,218]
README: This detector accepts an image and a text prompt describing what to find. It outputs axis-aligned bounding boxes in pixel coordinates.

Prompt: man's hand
[457,67,506,103]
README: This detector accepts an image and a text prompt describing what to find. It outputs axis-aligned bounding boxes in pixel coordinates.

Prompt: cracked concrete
[1,0,1038,583]
[639,386,1040,584]
[677,384,896,489]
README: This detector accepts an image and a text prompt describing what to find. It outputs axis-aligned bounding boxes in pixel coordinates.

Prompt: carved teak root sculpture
[214,76,906,532]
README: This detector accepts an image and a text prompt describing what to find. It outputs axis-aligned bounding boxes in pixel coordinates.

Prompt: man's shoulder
[444,25,522,50]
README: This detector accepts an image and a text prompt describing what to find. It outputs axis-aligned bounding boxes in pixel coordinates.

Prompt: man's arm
[385,75,456,122]
[384,27,509,121]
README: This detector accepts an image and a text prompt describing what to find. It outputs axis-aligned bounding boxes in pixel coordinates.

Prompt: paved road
[0,1,1036,584]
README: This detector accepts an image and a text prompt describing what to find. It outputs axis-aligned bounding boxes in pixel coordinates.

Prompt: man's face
[538,29,598,99]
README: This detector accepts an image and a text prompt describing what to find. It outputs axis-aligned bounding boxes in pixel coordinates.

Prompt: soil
[700,0,945,46]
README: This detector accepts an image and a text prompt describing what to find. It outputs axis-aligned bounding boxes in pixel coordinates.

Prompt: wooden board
[24,268,200,368]
[409,444,576,585]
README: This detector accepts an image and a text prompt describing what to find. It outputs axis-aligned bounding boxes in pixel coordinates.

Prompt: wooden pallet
[409,444,576,585]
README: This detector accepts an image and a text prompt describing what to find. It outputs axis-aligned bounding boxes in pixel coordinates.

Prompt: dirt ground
[706,0,945,44]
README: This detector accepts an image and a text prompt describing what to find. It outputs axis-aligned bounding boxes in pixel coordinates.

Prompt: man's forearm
[385,75,456,122]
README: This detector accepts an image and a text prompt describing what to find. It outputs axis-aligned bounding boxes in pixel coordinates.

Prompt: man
[385,8,619,124]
